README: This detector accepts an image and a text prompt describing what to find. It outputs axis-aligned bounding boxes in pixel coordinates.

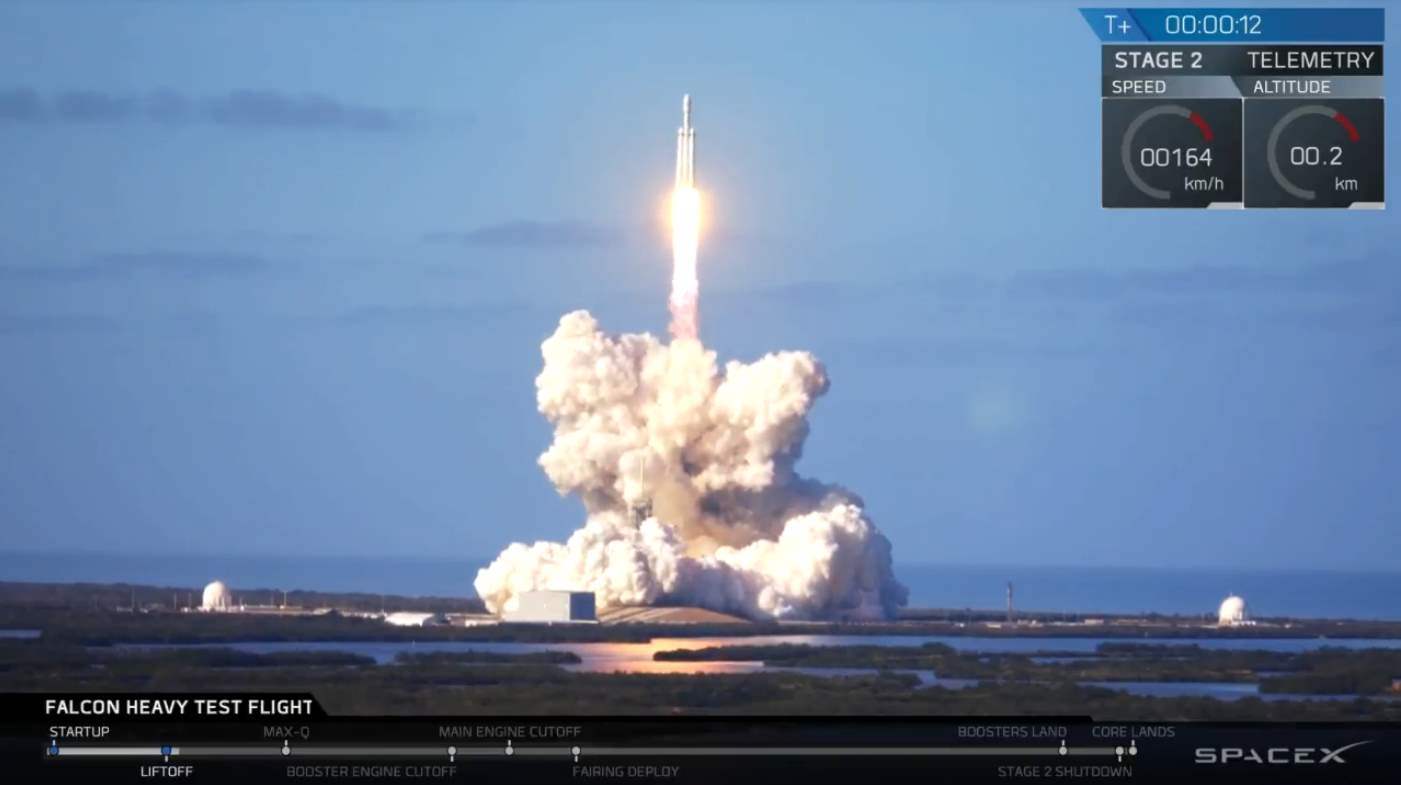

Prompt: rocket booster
[675,94,695,188]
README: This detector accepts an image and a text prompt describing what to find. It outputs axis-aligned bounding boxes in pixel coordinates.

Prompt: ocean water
[3,552,1398,620]
[893,563,1401,620]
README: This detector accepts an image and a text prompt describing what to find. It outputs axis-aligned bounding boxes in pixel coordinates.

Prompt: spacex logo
[1194,740,1372,765]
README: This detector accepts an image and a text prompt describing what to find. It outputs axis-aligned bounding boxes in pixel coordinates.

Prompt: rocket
[675,94,695,188]
[668,94,701,342]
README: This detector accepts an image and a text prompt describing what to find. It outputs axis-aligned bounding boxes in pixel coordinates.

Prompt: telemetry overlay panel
[1082,8,1385,209]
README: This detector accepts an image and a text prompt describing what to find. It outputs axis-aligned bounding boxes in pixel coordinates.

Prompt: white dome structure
[202,580,234,612]
[1217,595,1248,626]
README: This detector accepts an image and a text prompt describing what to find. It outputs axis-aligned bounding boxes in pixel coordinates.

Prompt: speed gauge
[1103,98,1243,208]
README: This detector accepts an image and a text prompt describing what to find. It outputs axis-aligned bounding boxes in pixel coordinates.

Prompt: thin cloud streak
[0,88,409,132]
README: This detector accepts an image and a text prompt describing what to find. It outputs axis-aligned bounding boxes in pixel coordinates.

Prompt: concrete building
[1217,594,1250,626]
[201,580,234,612]
[504,591,596,623]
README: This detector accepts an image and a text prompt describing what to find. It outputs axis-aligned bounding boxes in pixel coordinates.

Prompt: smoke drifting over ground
[473,312,907,620]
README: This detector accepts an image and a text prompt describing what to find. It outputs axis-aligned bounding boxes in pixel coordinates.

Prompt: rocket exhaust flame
[669,94,700,341]
[471,96,907,621]
[669,187,699,340]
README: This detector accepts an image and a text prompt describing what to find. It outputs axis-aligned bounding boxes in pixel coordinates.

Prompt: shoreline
[5,558,1401,619]
[4,580,1401,644]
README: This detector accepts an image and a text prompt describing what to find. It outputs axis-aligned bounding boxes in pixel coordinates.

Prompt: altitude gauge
[1103,99,1243,208]
[1245,99,1384,208]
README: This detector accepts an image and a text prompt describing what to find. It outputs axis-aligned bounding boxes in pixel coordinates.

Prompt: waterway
[123,634,1401,702]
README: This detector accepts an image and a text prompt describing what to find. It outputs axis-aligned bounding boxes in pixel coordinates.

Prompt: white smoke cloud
[473,310,907,620]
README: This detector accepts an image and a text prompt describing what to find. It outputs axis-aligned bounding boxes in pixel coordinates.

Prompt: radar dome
[1217,594,1248,626]
[202,580,233,612]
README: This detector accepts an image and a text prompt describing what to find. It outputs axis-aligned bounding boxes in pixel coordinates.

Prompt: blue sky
[1,1,1397,573]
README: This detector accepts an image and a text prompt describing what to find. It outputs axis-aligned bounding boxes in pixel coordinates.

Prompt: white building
[504,591,596,623]
[1217,594,1251,626]
[201,580,234,612]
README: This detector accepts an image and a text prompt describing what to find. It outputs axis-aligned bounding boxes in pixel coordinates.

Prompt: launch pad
[597,605,751,625]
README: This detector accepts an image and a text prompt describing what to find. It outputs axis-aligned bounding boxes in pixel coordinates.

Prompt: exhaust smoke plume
[472,95,905,620]
[472,312,908,620]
